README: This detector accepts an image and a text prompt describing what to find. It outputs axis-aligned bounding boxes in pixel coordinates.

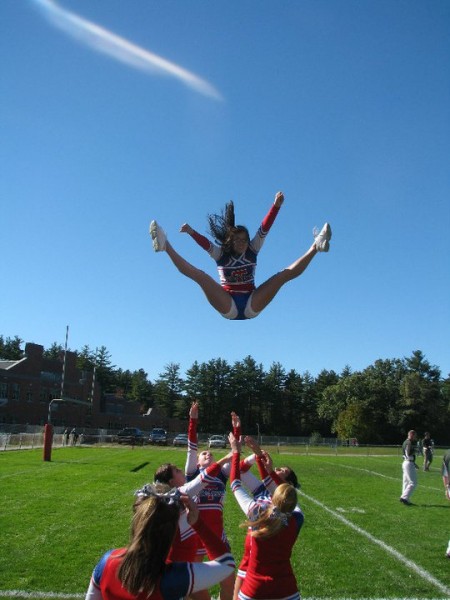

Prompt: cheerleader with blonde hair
[228,432,304,600]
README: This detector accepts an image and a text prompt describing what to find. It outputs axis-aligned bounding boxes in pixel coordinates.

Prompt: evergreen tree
[154,363,184,419]
[43,342,64,360]
[130,369,154,410]
[0,335,24,359]
[229,356,264,433]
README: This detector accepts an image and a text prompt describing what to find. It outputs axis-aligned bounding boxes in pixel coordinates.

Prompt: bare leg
[219,572,235,600]
[190,590,211,600]
[164,241,233,315]
[190,555,211,600]
[443,474,450,500]
[250,243,318,313]
[233,576,243,600]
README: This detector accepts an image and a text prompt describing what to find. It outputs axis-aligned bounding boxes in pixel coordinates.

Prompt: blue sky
[2,0,449,381]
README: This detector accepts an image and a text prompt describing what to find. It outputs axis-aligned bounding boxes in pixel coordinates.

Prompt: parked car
[173,433,188,447]
[149,428,168,445]
[207,434,227,449]
[116,427,145,445]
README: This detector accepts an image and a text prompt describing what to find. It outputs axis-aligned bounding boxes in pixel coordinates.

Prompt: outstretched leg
[150,221,233,315]
[250,223,331,314]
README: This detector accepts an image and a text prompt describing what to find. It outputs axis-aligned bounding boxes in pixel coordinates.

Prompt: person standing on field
[422,432,433,471]
[400,430,418,505]
[441,448,450,501]
[441,449,450,558]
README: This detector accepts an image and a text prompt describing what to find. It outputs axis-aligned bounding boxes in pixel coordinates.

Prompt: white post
[60,325,69,400]
[90,349,97,404]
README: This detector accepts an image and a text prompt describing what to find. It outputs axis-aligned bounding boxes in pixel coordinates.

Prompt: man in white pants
[400,430,418,506]
[441,449,450,557]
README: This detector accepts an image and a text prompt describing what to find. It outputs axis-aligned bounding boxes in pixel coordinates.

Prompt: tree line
[1,335,449,444]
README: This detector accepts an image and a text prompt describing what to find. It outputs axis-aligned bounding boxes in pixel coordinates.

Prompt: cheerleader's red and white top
[187,203,280,295]
[85,515,235,600]
[230,452,304,600]
[166,460,225,562]
[185,415,255,556]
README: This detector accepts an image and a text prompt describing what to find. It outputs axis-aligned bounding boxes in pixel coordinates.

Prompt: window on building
[105,403,124,414]
[41,371,61,383]
[12,383,20,400]
[0,383,7,399]
[26,389,33,402]
[40,388,49,403]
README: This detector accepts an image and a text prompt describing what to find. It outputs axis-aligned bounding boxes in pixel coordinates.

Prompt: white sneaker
[313,223,332,252]
[149,220,167,252]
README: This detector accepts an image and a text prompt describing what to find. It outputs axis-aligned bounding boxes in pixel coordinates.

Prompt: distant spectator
[442,449,450,559]
[422,432,433,471]
[71,428,79,446]
[63,428,70,446]
[442,449,450,501]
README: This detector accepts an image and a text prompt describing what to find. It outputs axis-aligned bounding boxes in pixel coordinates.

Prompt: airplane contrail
[31,0,223,101]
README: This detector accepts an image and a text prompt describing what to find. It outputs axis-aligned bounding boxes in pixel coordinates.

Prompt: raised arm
[185,401,199,478]
[221,413,254,480]
[180,457,230,496]
[229,432,262,517]
[158,497,235,599]
[250,191,284,252]
[180,223,222,260]
[231,411,241,438]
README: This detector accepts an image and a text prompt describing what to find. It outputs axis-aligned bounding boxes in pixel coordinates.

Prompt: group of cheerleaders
[84,191,325,599]
[85,402,304,600]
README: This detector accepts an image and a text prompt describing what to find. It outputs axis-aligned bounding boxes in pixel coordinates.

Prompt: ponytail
[118,487,180,595]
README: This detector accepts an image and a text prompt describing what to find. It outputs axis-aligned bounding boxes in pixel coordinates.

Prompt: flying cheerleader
[149,191,331,320]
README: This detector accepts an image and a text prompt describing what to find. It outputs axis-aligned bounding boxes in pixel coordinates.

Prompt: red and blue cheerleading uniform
[188,202,280,319]
[85,516,235,600]
[230,452,304,600]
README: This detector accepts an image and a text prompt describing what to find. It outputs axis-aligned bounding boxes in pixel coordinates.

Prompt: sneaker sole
[149,220,165,252]
[314,223,332,252]
[149,223,158,252]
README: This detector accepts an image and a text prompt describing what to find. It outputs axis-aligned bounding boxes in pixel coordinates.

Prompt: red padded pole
[43,423,53,462]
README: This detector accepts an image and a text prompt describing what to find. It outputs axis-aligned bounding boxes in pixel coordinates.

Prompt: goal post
[43,397,92,462]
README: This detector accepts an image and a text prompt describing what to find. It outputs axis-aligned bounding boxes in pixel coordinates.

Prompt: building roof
[0,359,24,370]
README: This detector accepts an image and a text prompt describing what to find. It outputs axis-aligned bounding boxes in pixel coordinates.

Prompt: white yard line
[299,490,450,596]
[322,460,444,493]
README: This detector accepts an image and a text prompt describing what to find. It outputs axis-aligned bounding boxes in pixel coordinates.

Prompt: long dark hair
[118,490,180,595]
[207,201,250,254]
[284,467,300,490]
[207,200,235,244]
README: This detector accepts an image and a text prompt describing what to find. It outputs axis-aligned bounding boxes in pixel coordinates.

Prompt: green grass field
[1,445,449,600]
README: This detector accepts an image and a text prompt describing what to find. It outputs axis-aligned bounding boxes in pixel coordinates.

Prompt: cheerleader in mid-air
[149,191,331,320]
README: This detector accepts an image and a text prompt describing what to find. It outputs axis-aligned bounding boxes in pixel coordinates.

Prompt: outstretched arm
[250,191,284,252]
[229,433,260,516]
[180,456,231,496]
[231,411,241,439]
[180,223,222,260]
[185,401,199,478]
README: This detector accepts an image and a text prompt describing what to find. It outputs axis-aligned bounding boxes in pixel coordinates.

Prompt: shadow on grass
[416,503,450,509]
[131,462,150,472]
